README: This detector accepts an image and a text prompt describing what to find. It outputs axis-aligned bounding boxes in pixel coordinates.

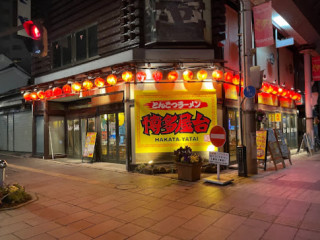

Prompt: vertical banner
[252,1,274,48]
[312,56,320,81]
[83,132,97,158]
[135,90,217,153]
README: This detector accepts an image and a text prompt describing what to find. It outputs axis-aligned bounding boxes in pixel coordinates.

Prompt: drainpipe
[239,0,257,174]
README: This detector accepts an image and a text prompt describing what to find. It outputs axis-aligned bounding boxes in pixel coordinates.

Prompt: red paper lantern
[224,72,233,83]
[212,70,223,81]
[94,77,105,88]
[53,87,62,96]
[45,89,53,98]
[167,71,178,81]
[62,84,72,94]
[37,90,45,99]
[136,71,147,82]
[183,70,193,81]
[72,82,82,92]
[152,71,163,82]
[83,80,93,90]
[197,69,207,81]
[271,86,278,95]
[281,89,288,97]
[107,74,117,85]
[30,92,38,100]
[296,93,301,101]
[260,82,269,92]
[122,71,133,82]
[232,74,240,85]
[23,92,32,101]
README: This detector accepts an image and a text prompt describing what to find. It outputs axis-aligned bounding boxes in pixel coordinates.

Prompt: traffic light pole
[240,0,257,175]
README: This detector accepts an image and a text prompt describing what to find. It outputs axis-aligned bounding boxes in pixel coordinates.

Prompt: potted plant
[174,146,202,181]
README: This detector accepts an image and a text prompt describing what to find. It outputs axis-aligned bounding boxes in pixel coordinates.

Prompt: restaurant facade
[0,0,312,170]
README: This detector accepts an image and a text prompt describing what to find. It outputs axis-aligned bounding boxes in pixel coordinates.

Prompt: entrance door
[67,119,81,158]
[100,112,126,164]
[227,109,240,165]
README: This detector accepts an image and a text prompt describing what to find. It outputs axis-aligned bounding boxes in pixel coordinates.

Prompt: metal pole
[240,0,257,175]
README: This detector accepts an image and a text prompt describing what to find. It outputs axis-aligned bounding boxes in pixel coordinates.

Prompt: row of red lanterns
[260,82,301,101]
[23,69,243,101]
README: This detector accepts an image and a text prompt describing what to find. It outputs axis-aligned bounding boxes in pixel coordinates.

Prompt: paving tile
[116,207,151,222]
[0,222,30,237]
[114,223,144,237]
[26,233,57,240]
[131,216,158,228]
[169,227,199,240]
[94,231,127,240]
[144,206,178,221]
[160,236,180,240]
[0,234,20,240]
[194,225,232,240]
[227,224,266,240]
[67,220,93,231]
[242,218,271,231]
[83,213,111,224]
[47,225,78,238]
[262,223,297,240]
[275,215,302,227]
[229,207,253,217]
[181,214,217,233]
[149,216,188,235]
[14,222,61,239]
[294,229,320,240]
[127,230,161,240]
[210,204,233,213]
[213,213,247,231]
[200,209,225,220]
[174,205,205,220]
[167,201,189,210]
[60,232,93,240]
[102,208,126,217]
[80,219,124,238]
[250,211,277,223]
[55,210,95,225]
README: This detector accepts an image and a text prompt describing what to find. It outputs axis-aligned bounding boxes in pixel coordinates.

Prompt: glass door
[100,112,126,164]
[227,109,240,164]
[67,119,81,158]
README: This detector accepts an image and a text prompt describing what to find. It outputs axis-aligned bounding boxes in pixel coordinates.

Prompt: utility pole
[240,0,257,174]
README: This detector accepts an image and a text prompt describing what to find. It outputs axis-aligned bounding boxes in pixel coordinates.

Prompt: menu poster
[83,132,97,158]
[274,129,292,165]
[256,130,268,170]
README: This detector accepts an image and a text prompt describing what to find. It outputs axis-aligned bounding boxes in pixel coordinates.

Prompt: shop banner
[253,1,274,47]
[135,90,217,153]
[83,132,97,158]
[258,92,278,106]
[312,56,320,81]
[256,130,267,160]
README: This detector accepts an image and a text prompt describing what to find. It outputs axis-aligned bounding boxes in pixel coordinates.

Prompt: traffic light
[22,20,48,57]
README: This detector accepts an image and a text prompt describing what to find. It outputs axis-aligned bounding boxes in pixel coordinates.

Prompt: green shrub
[0,183,32,208]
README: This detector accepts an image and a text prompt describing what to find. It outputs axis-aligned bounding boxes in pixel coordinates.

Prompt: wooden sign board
[83,132,97,159]
[267,128,285,170]
[256,130,268,170]
[274,129,292,165]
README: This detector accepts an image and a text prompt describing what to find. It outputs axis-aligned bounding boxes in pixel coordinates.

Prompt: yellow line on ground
[9,164,100,184]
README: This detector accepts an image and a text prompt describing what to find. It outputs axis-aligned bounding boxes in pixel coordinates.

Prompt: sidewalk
[0,152,320,240]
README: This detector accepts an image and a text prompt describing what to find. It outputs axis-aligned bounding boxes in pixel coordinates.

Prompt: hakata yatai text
[141,111,211,135]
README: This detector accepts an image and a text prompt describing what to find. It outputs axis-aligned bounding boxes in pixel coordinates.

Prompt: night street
[1,152,320,240]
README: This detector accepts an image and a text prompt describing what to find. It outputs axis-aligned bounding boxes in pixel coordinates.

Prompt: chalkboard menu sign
[274,129,292,165]
[267,128,286,170]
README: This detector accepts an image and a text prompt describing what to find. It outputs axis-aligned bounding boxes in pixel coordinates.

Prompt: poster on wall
[135,90,217,153]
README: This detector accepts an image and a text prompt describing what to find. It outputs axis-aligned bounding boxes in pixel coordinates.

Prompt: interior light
[273,15,290,28]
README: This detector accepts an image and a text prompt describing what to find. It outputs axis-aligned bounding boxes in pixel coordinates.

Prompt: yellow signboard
[256,130,267,160]
[275,113,281,122]
[135,90,217,153]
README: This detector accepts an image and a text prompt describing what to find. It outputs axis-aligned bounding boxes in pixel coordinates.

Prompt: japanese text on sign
[145,100,208,110]
[141,111,211,135]
[209,152,229,166]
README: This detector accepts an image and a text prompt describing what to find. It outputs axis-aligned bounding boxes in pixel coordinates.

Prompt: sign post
[204,126,234,185]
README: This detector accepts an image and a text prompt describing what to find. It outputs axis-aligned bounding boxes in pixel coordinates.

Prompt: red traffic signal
[23,21,41,40]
